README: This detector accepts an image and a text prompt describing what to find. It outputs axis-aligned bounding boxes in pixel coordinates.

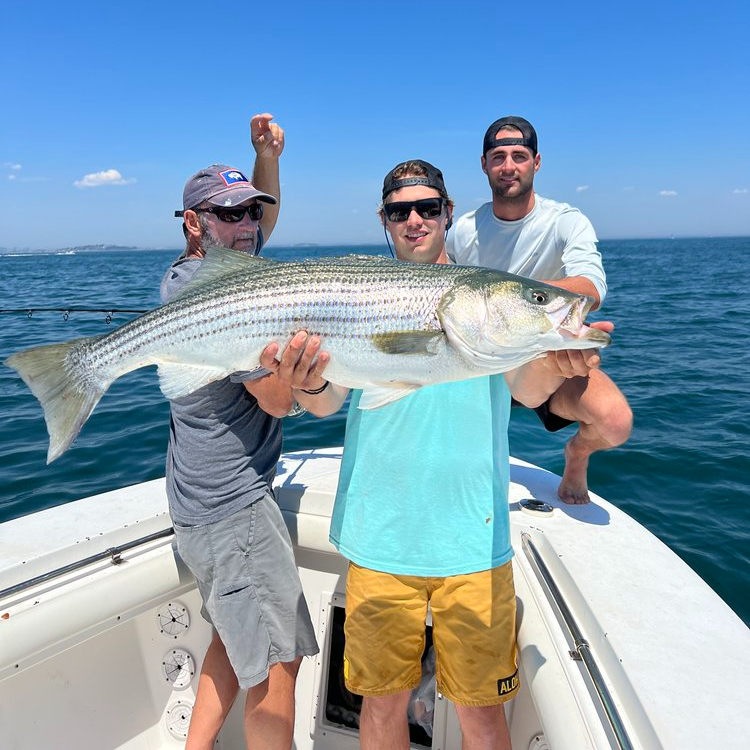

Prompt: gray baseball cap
[178,164,277,212]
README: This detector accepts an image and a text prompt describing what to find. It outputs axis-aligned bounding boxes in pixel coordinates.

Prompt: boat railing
[521,532,635,750]
[0,526,175,601]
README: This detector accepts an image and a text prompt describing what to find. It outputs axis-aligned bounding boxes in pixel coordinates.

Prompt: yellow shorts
[343,561,519,706]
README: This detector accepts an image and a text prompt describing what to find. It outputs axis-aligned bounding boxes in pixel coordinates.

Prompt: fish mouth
[561,325,611,346]
[546,295,589,332]
[551,295,611,346]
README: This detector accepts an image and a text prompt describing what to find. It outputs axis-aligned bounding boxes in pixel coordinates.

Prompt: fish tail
[4,338,106,463]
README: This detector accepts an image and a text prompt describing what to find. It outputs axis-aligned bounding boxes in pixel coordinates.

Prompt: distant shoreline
[1,235,748,257]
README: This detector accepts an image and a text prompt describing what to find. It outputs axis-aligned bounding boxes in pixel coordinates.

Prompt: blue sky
[2,1,748,249]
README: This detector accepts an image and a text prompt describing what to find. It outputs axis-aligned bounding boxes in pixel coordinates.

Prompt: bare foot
[558,439,591,504]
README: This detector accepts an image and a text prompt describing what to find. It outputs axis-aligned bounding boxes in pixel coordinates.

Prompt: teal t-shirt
[329,375,512,576]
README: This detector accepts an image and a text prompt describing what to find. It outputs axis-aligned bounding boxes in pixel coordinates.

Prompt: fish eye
[526,289,549,305]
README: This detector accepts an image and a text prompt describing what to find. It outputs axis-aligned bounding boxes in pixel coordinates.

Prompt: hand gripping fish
[4,247,610,463]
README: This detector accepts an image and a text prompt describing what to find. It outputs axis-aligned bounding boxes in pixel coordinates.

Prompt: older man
[164,114,319,750]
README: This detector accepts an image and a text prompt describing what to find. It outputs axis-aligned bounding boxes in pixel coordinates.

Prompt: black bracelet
[301,381,330,395]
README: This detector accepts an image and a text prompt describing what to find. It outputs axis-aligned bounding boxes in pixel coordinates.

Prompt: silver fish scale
[68,257,475,382]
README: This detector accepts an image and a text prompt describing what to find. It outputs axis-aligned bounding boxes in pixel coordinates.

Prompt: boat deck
[1,448,748,748]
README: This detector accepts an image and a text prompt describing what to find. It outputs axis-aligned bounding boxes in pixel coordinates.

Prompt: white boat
[1,448,748,749]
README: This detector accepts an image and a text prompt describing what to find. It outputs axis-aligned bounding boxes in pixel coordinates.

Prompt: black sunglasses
[383,198,444,223]
[175,204,264,222]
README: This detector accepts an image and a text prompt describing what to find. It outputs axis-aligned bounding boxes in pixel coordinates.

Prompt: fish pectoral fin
[157,362,229,399]
[358,383,421,410]
[371,330,444,355]
[170,245,270,301]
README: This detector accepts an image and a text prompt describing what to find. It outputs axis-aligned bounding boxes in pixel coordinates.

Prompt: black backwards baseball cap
[175,164,277,216]
[482,116,538,156]
[381,159,448,201]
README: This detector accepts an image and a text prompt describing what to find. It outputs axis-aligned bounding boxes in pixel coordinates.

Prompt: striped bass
[4,247,610,463]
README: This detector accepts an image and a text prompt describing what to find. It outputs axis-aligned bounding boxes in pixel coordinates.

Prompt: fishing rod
[0,307,149,323]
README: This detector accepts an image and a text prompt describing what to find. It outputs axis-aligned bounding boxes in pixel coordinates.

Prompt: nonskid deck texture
[1,448,749,749]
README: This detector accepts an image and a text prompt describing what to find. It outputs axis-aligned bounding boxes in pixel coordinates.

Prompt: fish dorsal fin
[371,330,445,355]
[358,383,422,409]
[157,361,230,399]
[171,246,271,301]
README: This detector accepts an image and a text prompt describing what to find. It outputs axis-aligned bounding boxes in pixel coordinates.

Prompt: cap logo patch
[218,169,250,187]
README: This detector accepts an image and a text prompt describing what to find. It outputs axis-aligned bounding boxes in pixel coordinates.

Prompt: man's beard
[491,177,533,203]
[199,217,256,253]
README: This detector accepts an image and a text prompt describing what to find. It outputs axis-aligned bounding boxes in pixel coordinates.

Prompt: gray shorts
[174,494,319,689]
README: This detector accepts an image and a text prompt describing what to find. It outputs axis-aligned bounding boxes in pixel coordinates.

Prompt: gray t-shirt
[160,248,281,527]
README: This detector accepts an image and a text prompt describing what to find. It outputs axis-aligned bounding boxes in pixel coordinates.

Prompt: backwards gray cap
[178,164,277,212]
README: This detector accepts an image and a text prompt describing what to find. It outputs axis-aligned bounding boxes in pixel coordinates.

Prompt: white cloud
[4,163,22,170]
[576,185,589,193]
[73,169,136,188]
[8,174,16,180]
[733,188,748,194]
[659,190,678,197]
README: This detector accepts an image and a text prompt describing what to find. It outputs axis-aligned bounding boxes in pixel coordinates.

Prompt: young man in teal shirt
[262,160,608,749]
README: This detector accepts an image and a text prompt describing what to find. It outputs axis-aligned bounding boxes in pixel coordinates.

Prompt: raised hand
[251,113,285,159]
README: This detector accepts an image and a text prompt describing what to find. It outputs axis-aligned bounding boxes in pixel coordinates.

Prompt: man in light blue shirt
[448,116,632,504]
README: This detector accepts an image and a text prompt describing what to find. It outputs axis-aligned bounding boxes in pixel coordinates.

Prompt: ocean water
[1,239,748,626]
